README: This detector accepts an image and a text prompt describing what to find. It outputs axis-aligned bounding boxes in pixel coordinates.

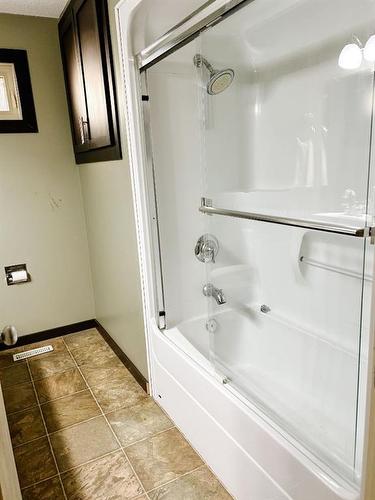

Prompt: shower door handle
[199,198,374,238]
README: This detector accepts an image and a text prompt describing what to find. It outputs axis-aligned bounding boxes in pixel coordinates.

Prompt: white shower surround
[115,1,375,499]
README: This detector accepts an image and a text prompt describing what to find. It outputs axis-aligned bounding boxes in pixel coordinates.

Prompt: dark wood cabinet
[59,0,121,164]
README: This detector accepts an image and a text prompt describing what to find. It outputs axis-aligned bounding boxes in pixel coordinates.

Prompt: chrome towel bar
[199,198,374,238]
[300,256,373,281]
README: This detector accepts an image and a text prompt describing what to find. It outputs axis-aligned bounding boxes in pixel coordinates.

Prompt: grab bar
[300,256,373,281]
[199,198,374,238]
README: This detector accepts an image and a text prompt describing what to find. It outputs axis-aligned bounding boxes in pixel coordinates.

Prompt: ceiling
[0,0,68,18]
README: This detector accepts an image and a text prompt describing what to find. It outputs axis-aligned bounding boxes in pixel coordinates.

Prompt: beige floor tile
[29,351,75,380]
[41,390,101,432]
[108,398,173,447]
[62,450,143,499]
[92,377,147,413]
[24,338,66,360]
[3,382,37,414]
[70,342,117,368]
[50,416,119,471]
[34,368,87,403]
[80,356,132,387]
[148,466,232,499]
[64,329,104,350]
[21,476,65,499]
[7,407,45,447]
[126,427,203,491]
[0,362,30,388]
[14,437,57,488]
[0,346,24,369]
[6,336,227,500]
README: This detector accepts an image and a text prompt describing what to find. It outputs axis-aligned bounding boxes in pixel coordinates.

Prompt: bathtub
[149,314,360,500]
[116,0,373,497]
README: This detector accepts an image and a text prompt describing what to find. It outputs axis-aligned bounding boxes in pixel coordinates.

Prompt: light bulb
[338,43,362,69]
[364,35,375,62]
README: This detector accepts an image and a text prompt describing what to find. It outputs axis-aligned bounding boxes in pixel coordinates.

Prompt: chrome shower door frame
[132,1,375,498]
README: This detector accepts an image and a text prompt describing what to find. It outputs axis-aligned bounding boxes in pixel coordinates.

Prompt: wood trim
[58,0,121,164]
[0,319,96,351]
[95,320,148,392]
[0,385,22,500]
[0,49,38,134]
[0,318,148,392]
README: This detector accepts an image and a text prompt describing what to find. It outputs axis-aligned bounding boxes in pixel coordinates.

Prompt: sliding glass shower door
[198,0,375,485]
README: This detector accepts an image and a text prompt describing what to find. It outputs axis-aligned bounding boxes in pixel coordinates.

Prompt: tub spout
[203,283,226,305]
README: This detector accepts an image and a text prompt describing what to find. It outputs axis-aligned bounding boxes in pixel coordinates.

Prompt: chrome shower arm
[193,54,215,75]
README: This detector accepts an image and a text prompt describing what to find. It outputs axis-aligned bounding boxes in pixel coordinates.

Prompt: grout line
[10,401,172,451]
[25,360,68,500]
[62,337,148,497]
[58,449,120,475]
[122,425,176,449]
[12,432,47,450]
[31,365,78,383]
[21,472,60,491]
[63,337,209,496]
[0,359,27,368]
[6,403,39,417]
[46,414,102,437]
[195,454,234,498]
[39,388,89,406]
[21,447,147,487]
[11,333,227,497]
[102,393,161,419]
[1,379,32,391]
[145,464,205,495]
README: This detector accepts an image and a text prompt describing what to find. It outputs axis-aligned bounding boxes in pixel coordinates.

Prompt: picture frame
[0,48,38,133]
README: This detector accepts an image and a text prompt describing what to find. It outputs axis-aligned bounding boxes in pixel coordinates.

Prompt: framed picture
[0,48,38,133]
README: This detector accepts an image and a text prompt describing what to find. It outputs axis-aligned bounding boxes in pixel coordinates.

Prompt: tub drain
[206,318,218,333]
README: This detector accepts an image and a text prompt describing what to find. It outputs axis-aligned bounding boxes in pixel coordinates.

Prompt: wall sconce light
[339,34,375,70]
[338,43,362,69]
[364,35,375,62]
[338,36,363,70]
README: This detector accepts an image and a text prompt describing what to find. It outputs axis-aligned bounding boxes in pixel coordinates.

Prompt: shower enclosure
[119,0,375,497]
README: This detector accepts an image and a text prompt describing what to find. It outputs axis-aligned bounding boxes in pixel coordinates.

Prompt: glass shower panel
[199,0,375,227]
[198,0,375,484]
[145,38,209,335]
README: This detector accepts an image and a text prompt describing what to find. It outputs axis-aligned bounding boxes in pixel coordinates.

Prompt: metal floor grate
[13,345,53,361]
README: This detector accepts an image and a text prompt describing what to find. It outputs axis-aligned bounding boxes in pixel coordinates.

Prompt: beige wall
[78,1,148,378]
[0,14,95,335]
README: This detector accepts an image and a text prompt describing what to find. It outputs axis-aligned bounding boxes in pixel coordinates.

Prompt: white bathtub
[116,0,373,497]
[150,316,360,500]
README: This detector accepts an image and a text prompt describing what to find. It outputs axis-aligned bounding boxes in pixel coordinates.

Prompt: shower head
[207,69,235,95]
[193,54,234,95]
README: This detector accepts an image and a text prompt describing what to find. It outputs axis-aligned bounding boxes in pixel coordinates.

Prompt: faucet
[202,283,226,305]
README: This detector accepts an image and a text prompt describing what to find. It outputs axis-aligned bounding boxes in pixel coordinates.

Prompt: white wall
[78,0,148,378]
[0,14,95,335]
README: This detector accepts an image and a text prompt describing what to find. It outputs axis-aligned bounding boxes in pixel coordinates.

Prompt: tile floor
[0,328,232,499]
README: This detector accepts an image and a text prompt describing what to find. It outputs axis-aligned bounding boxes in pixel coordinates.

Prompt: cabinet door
[60,11,90,151]
[75,0,112,150]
